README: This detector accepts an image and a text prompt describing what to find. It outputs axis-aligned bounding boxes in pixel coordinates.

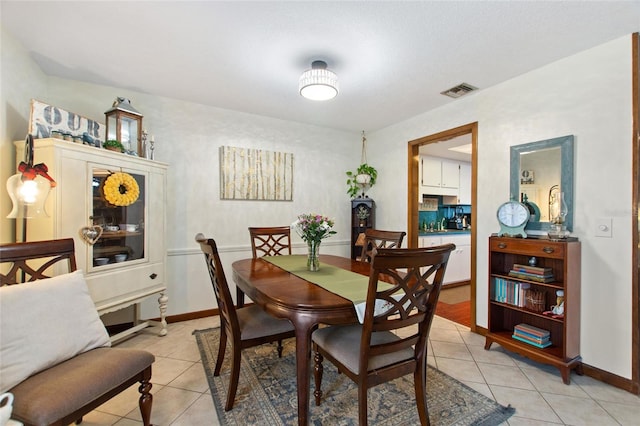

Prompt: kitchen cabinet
[485,236,581,384]
[418,232,470,285]
[420,156,459,197]
[418,235,442,248]
[458,161,472,204]
[15,138,168,342]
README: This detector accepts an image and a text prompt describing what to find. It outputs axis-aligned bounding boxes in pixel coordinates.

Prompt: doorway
[408,123,478,332]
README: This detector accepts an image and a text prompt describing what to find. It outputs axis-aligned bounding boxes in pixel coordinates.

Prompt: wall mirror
[510,135,574,232]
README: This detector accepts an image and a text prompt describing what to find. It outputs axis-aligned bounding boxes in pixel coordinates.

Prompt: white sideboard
[15,138,168,342]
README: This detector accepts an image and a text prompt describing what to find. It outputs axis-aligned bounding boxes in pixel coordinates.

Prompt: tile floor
[77,315,640,425]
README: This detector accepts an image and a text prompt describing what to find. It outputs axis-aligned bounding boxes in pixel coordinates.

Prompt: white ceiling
[2,1,639,133]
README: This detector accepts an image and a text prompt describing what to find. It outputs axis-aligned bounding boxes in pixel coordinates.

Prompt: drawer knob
[542,247,555,254]
[498,242,507,249]
[150,273,158,279]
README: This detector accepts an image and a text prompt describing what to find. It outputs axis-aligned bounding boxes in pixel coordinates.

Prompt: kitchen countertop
[418,229,471,236]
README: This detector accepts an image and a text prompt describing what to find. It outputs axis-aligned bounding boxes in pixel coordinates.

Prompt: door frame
[631,32,639,394]
[408,122,478,332]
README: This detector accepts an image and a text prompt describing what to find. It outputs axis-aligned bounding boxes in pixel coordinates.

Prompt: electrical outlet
[595,217,612,238]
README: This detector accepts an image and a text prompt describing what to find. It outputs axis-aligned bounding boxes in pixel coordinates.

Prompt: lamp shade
[299,60,338,101]
[6,173,52,218]
[6,135,57,219]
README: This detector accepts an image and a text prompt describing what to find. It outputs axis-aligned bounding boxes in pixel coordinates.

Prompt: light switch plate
[595,217,612,238]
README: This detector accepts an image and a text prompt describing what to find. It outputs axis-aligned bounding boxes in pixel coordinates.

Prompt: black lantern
[105,97,143,155]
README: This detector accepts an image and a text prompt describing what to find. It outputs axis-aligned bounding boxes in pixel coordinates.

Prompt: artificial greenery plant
[346,131,378,198]
[103,139,124,152]
[346,163,377,198]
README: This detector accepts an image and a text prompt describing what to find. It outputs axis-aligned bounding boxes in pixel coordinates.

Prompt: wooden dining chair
[248,226,292,258]
[359,228,407,262]
[312,244,455,426]
[195,234,296,411]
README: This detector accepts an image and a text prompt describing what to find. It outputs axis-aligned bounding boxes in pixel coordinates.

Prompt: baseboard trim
[581,364,639,395]
[473,325,638,394]
[151,305,254,323]
[442,280,471,289]
[162,308,219,323]
[475,325,488,335]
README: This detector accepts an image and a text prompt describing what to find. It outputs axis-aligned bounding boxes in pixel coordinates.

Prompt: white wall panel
[2,27,637,379]
[0,29,48,242]
[368,35,634,378]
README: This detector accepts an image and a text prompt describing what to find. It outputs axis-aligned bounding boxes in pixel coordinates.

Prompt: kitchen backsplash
[418,196,471,230]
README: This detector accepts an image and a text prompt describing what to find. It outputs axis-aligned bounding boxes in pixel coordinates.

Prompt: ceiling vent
[440,83,478,99]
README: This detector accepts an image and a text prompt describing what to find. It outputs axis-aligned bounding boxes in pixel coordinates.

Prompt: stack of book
[512,323,551,348]
[508,263,554,283]
[492,278,530,307]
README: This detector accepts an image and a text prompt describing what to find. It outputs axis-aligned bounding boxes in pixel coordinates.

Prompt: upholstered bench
[0,239,155,426]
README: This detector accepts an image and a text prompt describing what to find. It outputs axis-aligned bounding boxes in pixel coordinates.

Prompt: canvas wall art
[219,146,293,201]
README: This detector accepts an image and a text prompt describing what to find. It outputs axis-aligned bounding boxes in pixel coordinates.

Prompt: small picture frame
[520,170,535,184]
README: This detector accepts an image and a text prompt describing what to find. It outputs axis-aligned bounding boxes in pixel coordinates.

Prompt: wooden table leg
[291,316,316,426]
[236,287,245,308]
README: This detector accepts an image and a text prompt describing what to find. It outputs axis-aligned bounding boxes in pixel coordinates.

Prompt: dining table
[232,254,371,426]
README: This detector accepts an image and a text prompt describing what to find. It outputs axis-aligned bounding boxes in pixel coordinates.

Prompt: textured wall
[1,30,359,318]
[2,28,637,379]
[42,79,359,317]
[368,35,634,378]
[0,29,48,243]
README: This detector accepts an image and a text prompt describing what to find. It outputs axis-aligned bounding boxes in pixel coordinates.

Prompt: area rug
[194,328,514,425]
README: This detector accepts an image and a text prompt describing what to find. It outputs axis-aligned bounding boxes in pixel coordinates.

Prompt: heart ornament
[80,225,103,245]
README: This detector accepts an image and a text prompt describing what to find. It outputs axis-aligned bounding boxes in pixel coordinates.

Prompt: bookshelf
[485,235,582,384]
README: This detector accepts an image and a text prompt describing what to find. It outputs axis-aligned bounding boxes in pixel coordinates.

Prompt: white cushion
[0,270,111,392]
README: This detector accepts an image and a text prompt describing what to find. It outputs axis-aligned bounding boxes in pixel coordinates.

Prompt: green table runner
[263,255,391,304]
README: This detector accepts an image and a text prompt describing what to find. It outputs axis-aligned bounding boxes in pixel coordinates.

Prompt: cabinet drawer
[490,237,565,259]
[441,234,470,246]
[87,262,165,309]
[419,236,442,248]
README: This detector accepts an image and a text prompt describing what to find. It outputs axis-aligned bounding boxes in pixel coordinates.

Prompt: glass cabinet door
[91,167,146,268]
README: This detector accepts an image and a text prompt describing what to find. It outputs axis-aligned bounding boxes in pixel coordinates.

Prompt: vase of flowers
[292,213,336,271]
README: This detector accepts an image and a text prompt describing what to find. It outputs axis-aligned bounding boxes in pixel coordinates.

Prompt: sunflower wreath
[102,172,140,206]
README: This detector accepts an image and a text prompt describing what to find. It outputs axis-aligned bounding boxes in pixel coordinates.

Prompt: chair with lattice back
[312,244,455,426]
[359,229,407,263]
[249,226,292,258]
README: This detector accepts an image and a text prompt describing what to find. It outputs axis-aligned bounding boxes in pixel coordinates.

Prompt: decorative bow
[17,161,57,187]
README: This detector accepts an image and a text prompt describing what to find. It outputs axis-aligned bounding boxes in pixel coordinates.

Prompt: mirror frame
[510,134,574,233]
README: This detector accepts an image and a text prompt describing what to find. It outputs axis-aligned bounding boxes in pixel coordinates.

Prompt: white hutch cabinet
[15,138,168,341]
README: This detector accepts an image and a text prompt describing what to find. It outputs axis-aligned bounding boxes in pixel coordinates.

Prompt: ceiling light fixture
[299,60,339,101]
